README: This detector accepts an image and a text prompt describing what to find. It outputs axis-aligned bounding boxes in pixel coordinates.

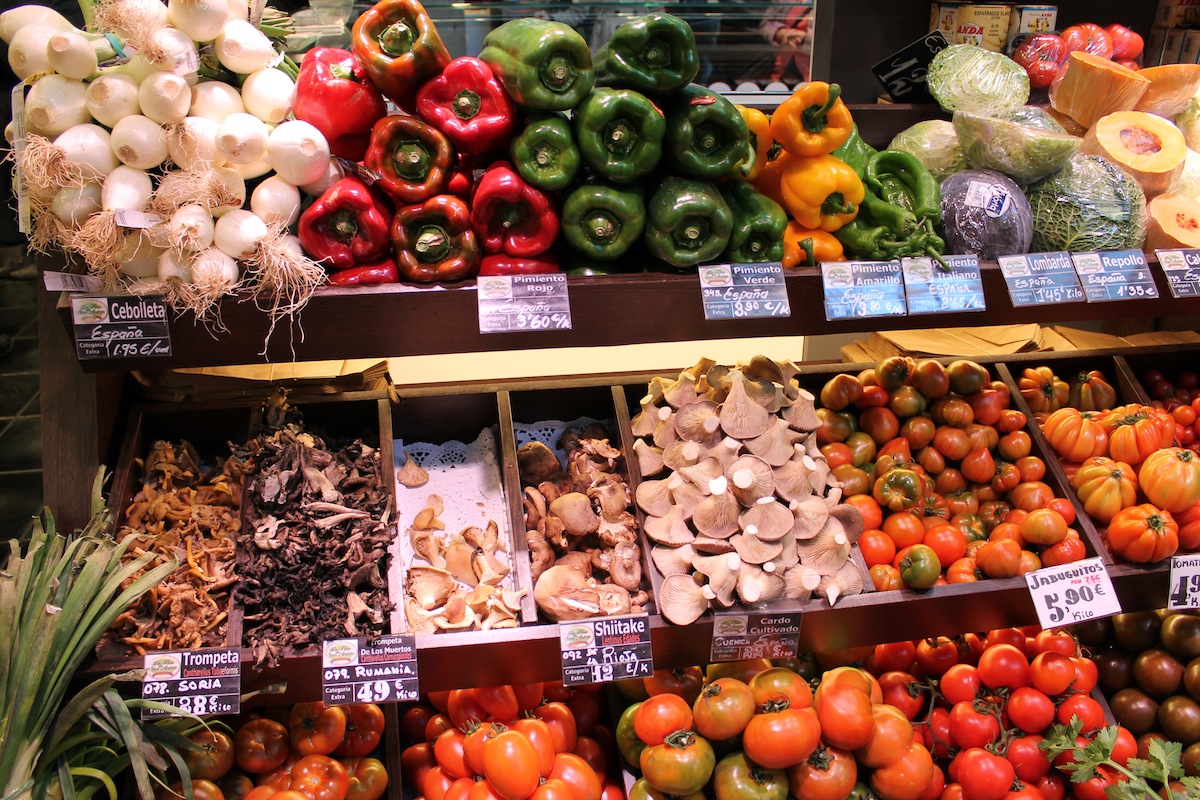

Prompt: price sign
[902,254,986,314]
[478,274,573,334]
[821,261,906,320]
[141,648,240,719]
[1071,250,1159,302]
[1025,558,1122,629]
[710,612,803,663]
[1155,249,1200,298]
[71,295,172,360]
[559,614,653,687]
[114,209,164,229]
[871,31,949,103]
[1169,554,1200,610]
[997,252,1086,307]
[44,271,103,293]
[698,263,791,320]
[12,82,30,233]
[322,635,419,706]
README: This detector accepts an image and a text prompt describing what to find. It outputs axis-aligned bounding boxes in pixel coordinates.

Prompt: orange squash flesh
[1133,64,1200,118]
[1050,51,1151,129]
[1081,111,1186,199]
[1146,193,1200,251]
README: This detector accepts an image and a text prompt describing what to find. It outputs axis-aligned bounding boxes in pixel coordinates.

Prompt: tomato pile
[162,702,387,800]
[1020,365,1200,563]
[1076,610,1200,772]
[814,357,1084,591]
[398,681,620,800]
[1143,368,1200,453]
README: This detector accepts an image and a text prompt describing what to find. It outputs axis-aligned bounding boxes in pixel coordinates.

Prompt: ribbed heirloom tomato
[289,754,351,800]
[343,756,389,800]
[235,718,290,774]
[1108,503,1180,563]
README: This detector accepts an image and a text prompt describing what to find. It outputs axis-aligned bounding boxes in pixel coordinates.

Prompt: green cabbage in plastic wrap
[927,44,1030,117]
[888,120,966,181]
[953,110,1081,184]
[1025,154,1147,252]
[1005,106,1066,133]
[940,169,1033,259]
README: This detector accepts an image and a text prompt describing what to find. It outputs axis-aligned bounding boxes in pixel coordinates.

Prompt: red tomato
[483,730,542,800]
[948,700,1001,750]
[1106,23,1144,59]
[1007,687,1055,734]
[940,664,981,706]
[236,719,290,775]
[880,671,926,720]
[977,644,1030,690]
[861,529,897,567]
[1030,650,1076,696]
[342,756,388,800]
[567,690,601,736]
[289,754,351,800]
[956,748,1014,800]
[1056,694,1106,733]
[401,743,437,792]
[874,641,917,673]
[633,694,694,746]
[425,713,454,743]
[184,730,235,782]
[512,717,557,777]
[513,682,544,711]
[870,741,935,800]
[434,729,470,780]
[448,689,490,728]
[535,702,579,753]
[915,637,960,678]
[815,684,876,751]
[643,668,704,704]
[550,752,604,800]
[1006,734,1051,783]
[400,705,435,741]
[1012,33,1069,88]
[1072,656,1099,694]
[335,704,384,758]
[1061,22,1114,58]
[475,685,520,721]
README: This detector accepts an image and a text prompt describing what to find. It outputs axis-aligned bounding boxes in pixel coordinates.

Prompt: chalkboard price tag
[822,261,906,320]
[1025,558,1122,629]
[710,612,803,663]
[141,648,240,719]
[71,295,172,360]
[902,254,986,314]
[872,31,949,103]
[1169,554,1200,610]
[1071,250,1159,302]
[322,635,419,706]
[699,263,791,320]
[560,614,653,687]
[997,253,1086,307]
[478,274,573,333]
[1155,249,1200,298]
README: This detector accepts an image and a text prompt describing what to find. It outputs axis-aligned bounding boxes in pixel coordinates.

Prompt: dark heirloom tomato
[816,408,852,445]
[912,359,950,399]
[343,756,389,800]
[967,389,1004,426]
[898,543,940,590]
[900,415,936,448]
[639,730,716,796]
[290,754,351,800]
[860,407,900,446]
[876,356,916,391]
[874,468,924,512]
[628,778,703,800]
[833,464,872,496]
[616,702,646,766]
[947,360,989,397]
[844,431,877,467]
[184,730,235,782]
[290,702,347,756]
[820,373,864,411]
[235,718,290,774]
[645,667,704,703]
[713,751,788,800]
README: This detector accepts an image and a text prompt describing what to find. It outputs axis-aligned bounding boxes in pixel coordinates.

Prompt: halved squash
[1133,64,1200,118]
[1050,51,1151,129]
[1081,111,1187,198]
[1145,193,1200,250]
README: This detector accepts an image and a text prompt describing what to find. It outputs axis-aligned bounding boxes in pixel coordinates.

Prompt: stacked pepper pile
[293,0,946,284]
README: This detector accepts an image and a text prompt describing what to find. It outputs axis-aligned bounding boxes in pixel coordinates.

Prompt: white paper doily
[388,427,514,632]
[513,416,605,471]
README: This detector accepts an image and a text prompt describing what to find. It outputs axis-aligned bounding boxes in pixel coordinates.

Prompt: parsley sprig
[1040,719,1200,800]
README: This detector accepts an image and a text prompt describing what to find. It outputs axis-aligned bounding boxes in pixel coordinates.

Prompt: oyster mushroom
[668,474,705,520]
[691,477,740,539]
[797,516,851,575]
[703,437,744,470]
[777,530,799,568]
[653,412,679,449]
[631,395,672,438]
[473,549,511,586]
[718,371,772,439]
[818,559,866,606]
[643,505,695,546]
[742,354,784,385]
[829,503,865,544]
[405,597,440,634]
[791,494,830,540]
[674,400,723,445]
[731,528,784,564]
[550,492,601,537]
[737,565,786,604]
[660,369,702,409]
[678,458,724,494]
[658,572,709,625]
[783,563,821,601]
[407,565,455,610]
[692,536,737,554]
[663,439,704,471]
[693,551,741,607]
[738,497,794,542]
[783,388,821,433]
[746,418,806,467]
[726,454,775,506]
[410,527,446,568]
[517,440,565,484]
[444,537,479,587]
[773,459,814,504]
[632,439,666,477]
[702,364,732,401]
[636,478,673,517]
[651,542,696,576]
[396,450,429,487]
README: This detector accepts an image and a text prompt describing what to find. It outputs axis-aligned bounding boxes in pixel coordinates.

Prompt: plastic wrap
[940,170,1034,259]
[888,120,966,181]
[1176,97,1200,152]
[927,44,1030,117]
[1025,154,1148,253]
[1005,106,1066,133]
[1170,147,1200,203]
[953,110,1080,184]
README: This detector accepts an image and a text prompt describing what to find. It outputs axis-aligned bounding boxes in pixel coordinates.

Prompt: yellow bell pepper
[750,150,791,210]
[782,221,844,268]
[770,81,854,157]
[780,153,864,232]
[731,104,772,181]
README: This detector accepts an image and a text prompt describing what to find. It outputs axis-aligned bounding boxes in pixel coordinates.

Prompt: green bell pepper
[562,183,646,261]
[866,149,941,224]
[594,12,699,95]
[644,176,732,269]
[720,180,787,263]
[479,18,594,111]
[510,112,580,192]
[831,123,876,180]
[574,88,665,184]
[661,85,750,181]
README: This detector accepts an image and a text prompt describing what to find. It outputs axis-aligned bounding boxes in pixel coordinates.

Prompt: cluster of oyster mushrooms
[632,356,866,626]
[519,425,649,622]
[402,494,526,633]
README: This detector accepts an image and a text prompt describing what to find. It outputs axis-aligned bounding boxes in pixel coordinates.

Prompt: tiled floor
[0,274,42,538]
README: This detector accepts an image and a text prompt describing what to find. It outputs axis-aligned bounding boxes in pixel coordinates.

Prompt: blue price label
[1071,250,1158,302]
[699,263,791,320]
[822,261,906,320]
[998,253,1085,307]
[902,254,986,314]
[1155,249,1200,298]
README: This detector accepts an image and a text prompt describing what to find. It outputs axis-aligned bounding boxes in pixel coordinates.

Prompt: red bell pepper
[364,114,456,204]
[326,260,400,285]
[297,176,393,271]
[392,194,481,283]
[470,162,558,257]
[478,252,559,275]
[291,47,388,161]
[415,57,517,158]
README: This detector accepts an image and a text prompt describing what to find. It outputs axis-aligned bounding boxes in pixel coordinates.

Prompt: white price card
[1025,557,1122,629]
[1168,554,1200,610]
[141,648,240,719]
